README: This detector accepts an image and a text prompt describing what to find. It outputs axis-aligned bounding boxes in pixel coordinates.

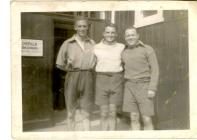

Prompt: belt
[97,71,123,77]
[125,78,150,83]
[67,68,94,72]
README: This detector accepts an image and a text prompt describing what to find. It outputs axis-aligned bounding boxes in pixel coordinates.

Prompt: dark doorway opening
[52,25,75,110]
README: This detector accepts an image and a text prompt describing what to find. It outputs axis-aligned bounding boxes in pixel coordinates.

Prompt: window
[134,10,164,28]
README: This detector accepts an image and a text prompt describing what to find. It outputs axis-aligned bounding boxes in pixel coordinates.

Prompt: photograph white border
[134,10,164,28]
[11,1,197,139]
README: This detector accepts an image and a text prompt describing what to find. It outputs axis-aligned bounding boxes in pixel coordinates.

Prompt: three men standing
[56,17,159,131]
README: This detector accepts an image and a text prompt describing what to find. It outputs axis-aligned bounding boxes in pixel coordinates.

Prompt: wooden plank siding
[115,10,189,129]
[89,19,107,43]
[115,11,134,43]
[21,13,54,130]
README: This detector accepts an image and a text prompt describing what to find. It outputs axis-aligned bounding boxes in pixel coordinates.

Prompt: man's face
[74,20,88,37]
[125,28,139,46]
[103,26,117,43]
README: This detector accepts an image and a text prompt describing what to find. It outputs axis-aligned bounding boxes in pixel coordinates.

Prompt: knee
[142,116,152,125]
[100,106,108,119]
[67,112,74,119]
[109,104,117,118]
[130,112,140,122]
[101,110,108,119]
[81,110,90,119]
[109,110,116,118]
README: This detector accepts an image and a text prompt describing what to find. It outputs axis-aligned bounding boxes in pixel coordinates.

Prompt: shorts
[122,81,154,116]
[64,71,94,113]
[95,72,124,106]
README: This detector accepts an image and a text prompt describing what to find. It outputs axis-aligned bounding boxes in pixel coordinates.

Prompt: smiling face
[74,19,88,38]
[103,26,117,44]
[125,28,139,46]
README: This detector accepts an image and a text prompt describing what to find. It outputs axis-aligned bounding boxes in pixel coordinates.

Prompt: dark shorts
[95,72,124,106]
[122,81,154,116]
[64,71,94,113]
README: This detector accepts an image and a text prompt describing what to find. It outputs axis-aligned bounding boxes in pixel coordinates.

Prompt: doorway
[52,23,75,110]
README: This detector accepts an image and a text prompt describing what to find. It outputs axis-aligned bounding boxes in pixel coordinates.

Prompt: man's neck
[75,34,87,42]
[128,45,136,48]
[127,41,140,49]
[103,40,116,45]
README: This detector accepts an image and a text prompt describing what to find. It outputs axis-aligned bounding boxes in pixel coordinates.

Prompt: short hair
[74,16,89,26]
[104,22,117,31]
[125,26,139,34]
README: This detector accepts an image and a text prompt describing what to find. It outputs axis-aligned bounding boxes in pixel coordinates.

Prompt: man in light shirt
[94,23,125,130]
[56,17,95,131]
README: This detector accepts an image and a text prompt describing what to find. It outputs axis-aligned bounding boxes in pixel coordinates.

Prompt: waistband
[125,77,150,83]
[67,68,94,72]
[97,71,123,77]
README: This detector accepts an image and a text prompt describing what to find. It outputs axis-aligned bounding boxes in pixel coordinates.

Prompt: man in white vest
[94,23,125,130]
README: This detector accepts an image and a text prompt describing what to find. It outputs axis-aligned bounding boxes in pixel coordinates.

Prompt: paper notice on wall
[22,39,43,56]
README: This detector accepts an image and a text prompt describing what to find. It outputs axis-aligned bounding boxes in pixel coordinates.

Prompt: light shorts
[122,81,154,116]
[95,72,124,106]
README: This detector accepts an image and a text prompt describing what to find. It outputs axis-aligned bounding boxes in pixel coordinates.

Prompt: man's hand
[67,58,72,65]
[65,58,73,70]
[147,90,156,99]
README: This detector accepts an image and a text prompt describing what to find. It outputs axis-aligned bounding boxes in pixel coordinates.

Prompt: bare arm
[56,41,69,71]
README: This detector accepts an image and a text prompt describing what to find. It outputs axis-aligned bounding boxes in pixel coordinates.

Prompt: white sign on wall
[22,39,43,56]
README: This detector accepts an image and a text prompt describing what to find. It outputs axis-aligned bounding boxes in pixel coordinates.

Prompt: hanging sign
[22,39,43,56]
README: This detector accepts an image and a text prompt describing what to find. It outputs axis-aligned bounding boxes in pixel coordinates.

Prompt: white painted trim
[111,11,115,23]
[134,10,164,28]
[100,11,105,20]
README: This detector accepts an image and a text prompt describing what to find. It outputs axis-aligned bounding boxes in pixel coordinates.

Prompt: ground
[30,108,131,132]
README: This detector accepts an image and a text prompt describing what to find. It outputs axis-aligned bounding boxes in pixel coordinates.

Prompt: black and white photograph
[11,1,197,139]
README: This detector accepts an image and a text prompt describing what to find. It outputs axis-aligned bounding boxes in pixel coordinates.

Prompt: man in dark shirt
[122,27,159,130]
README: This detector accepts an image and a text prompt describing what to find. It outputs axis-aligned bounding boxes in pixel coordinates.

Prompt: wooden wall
[115,10,189,129]
[89,19,107,43]
[21,13,54,130]
[115,11,134,42]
